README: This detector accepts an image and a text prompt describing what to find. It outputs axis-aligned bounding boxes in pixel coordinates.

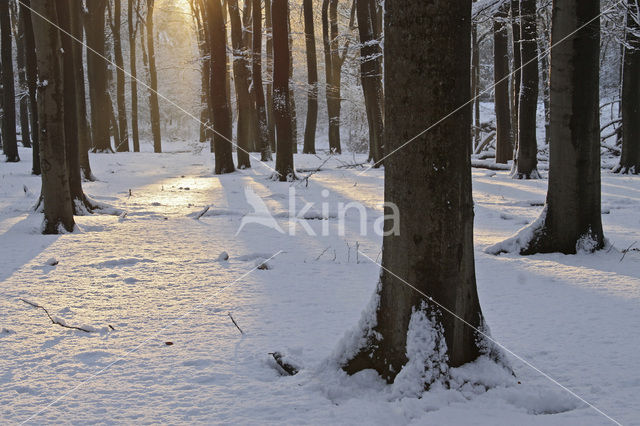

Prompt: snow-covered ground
[1,143,639,425]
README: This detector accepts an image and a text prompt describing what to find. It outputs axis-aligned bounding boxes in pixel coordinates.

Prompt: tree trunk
[228,0,253,169]
[146,0,162,153]
[86,0,113,153]
[344,0,486,383]
[20,0,40,174]
[208,0,235,174]
[323,0,343,154]
[287,3,298,154]
[273,0,295,181]
[302,0,318,154]
[510,0,521,154]
[111,0,128,152]
[253,0,272,161]
[16,9,32,149]
[472,24,481,149]
[512,0,539,178]
[129,0,140,152]
[538,7,551,146]
[70,2,93,180]
[494,4,512,164]
[616,0,640,174]
[356,0,384,166]
[265,0,276,151]
[1,0,19,162]
[30,0,75,234]
[522,0,604,255]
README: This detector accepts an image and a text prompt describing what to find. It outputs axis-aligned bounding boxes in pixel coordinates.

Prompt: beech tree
[521,0,605,254]
[111,0,129,152]
[615,0,640,174]
[512,0,539,178]
[253,0,272,161]
[273,0,295,181]
[208,0,235,174]
[129,0,142,152]
[1,0,19,162]
[510,0,521,151]
[15,3,32,150]
[19,0,40,174]
[302,0,318,154]
[30,0,75,233]
[494,2,513,164]
[344,0,487,381]
[146,0,162,153]
[86,0,113,153]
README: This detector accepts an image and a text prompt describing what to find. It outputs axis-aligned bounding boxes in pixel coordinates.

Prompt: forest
[0,0,639,424]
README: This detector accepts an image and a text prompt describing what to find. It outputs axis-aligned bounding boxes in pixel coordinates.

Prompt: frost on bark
[343,0,487,383]
[615,0,640,174]
[30,0,75,234]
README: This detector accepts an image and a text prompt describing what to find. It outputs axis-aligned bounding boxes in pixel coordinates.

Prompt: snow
[1,142,639,424]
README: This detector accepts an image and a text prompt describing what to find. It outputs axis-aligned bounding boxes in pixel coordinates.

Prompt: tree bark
[70,2,93,180]
[111,0,129,152]
[16,8,32,149]
[253,0,272,161]
[228,0,253,169]
[129,0,141,152]
[273,0,295,181]
[287,3,298,154]
[512,0,539,178]
[146,0,162,153]
[494,4,512,164]
[616,0,640,174]
[510,0,521,154]
[356,0,384,166]
[20,0,40,174]
[208,0,235,174]
[86,0,113,153]
[302,0,318,154]
[344,0,486,383]
[1,0,19,162]
[322,0,344,154]
[30,0,75,234]
[265,0,276,151]
[522,0,604,255]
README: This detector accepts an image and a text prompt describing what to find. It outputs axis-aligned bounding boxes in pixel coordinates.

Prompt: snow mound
[485,207,547,255]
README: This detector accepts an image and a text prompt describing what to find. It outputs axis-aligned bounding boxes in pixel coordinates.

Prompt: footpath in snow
[1,144,639,425]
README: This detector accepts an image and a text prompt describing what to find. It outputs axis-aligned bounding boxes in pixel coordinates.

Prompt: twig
[195,205,210,220]
[620,241,637,263]
[19,299,92,333]
[268,352,299,376]
[315,246,331,261]
[228,312,244,335]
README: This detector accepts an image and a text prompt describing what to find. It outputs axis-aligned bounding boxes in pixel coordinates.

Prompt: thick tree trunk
[344,0,486,383]
[228,0,253,169]
[146,0,162,153]
[356,0,384,166]
[273,0,295,181]
[57,0,91,212]
[128,0,140,152]
[287,3,298,154]
[510,0,521,153]
[86,0,113,153]
[323,0,343,154]
[16,11,32,149]
[208,0,235,174]
[538,7,551,146]
[494,4,512,164]
[20,0,40,174]
[112,0,129,152]
[616,0,640,174]
[302,0,318,154]
[253,0,272,161]
[30,0,75,234]
[265,0,276,151]
[523,0,604,255]
[70,2,93,180]
[472,24,481,149]
[512,0,539,178]
[1,1,19,162]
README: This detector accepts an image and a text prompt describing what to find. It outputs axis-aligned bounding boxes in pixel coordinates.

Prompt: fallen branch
[269,352,299,376]
[194,205,210,220]
[620,241,638,263]
[228,312,244,335]
[19,299,92,333]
